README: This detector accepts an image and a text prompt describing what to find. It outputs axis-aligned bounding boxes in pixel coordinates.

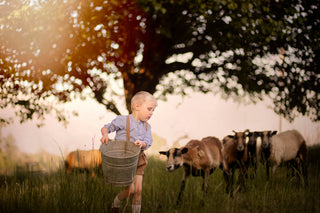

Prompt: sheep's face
[247,131,260,147]
[159,148,184,172]
[233,132,247,152]
[261,131,277,149]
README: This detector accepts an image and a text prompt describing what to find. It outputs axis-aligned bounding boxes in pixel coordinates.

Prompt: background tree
[1,0,319,124]
[0,124,19,173]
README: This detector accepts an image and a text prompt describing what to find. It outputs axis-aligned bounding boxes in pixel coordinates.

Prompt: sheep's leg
[240,166,246,189]
[294,157,308,186]
[266,160,270,180]
[298,143,308,186]
[248,154,257,179]
[237,160,246,190]
[272,162,280,174]
[202,170,210,193]
[91,170,96,178]
[177,168,190,205]
[177,179,186,202]
[244,164,248,179]
[254,157,257,176]
[66,167,72,175]
[223,170,231,194]
[291,159,299,177]
[290,161,295,177]
[302,161,308,186]
[229,167,235,193]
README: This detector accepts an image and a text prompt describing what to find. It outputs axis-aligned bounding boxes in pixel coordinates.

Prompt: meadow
[0,145,319,213]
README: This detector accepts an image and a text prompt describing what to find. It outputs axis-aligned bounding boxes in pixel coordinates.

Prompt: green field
[1,145,319,213]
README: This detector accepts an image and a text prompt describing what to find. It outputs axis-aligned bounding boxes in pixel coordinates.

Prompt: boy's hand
[100,127,109,144]
[100,135,109,144]
[134,140,146,149]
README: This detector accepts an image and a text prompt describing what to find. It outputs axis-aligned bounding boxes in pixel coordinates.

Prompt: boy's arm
[100,127,109,144]
[139,125,153,150]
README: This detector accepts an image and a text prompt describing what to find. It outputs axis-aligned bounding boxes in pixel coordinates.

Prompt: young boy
[100,91,157,213]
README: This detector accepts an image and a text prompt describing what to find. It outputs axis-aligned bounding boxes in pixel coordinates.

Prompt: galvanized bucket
[100,140,140,186]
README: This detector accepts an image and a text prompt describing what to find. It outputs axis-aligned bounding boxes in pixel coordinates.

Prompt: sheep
[260,129,308,183]
[259,130,276,178]
[159,136,227,203]
[222,130,249,193]
[246,131,263,177]
[65,149,102,177]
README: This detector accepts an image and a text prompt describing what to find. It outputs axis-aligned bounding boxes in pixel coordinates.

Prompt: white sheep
[261,129,308,182]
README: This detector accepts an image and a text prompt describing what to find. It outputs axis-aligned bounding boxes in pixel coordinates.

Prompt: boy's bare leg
[132,175,143,213]
[118,183,135,200]
[113,182,134,209]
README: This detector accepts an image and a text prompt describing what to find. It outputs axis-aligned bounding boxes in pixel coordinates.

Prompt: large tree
[1,0,319,124]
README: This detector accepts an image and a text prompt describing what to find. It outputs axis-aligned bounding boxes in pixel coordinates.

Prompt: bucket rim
[100,140,141,159]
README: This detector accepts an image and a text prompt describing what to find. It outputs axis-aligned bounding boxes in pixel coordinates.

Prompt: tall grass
[0,145,319,213]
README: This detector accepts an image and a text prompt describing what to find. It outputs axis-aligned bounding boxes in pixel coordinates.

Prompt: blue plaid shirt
[104,115,152,150]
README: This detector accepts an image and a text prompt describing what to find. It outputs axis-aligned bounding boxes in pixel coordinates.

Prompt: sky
[1,92,320,156]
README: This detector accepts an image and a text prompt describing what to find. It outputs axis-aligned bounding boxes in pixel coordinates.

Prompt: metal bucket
[100,140,140,186]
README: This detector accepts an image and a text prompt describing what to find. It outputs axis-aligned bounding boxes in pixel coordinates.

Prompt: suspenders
[126,116,130,141]
[126,115,149,141]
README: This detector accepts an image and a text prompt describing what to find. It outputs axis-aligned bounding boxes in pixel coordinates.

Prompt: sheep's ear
[271,131,277,136]
[228,135,235,138]
[181,147,188,154]
[159,151,167,155]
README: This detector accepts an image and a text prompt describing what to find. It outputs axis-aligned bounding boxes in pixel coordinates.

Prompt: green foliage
[0,147,320,212]
[1,0,319,123]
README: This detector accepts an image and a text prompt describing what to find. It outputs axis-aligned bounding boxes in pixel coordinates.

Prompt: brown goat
[65,149,102,177]
[223,130,249,193]
[159,136,227,203]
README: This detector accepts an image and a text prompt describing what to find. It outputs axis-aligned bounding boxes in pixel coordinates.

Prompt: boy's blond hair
[131,91,157,112]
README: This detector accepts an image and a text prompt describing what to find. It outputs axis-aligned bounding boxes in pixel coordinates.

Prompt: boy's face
[135,100,157,122]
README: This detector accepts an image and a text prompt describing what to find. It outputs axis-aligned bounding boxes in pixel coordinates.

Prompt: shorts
[136,151,147,176]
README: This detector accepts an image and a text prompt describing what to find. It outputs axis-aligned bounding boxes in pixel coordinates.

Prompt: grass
[0,145,319,213]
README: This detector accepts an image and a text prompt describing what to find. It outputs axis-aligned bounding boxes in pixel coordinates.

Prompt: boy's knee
[134,186,142,195]
[128,191,135,197]
[120,184,135,198]
[128,185,136,196]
